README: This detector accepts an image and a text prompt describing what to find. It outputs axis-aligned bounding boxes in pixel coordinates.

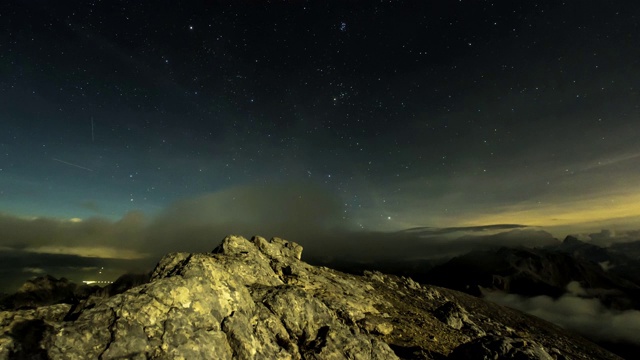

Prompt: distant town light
[82,280,114,285]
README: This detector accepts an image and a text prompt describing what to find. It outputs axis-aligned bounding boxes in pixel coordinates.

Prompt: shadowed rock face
[0,235,623,359]
[0,273,151,312]
[0,275,93,310]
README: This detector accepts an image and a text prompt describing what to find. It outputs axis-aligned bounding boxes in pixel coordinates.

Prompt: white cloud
[22,267,46,275]
[483,283,640,345]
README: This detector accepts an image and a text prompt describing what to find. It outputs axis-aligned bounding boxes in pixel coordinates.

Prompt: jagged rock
[433,301,486,338]
[449,335,554,360]
[359,315,394,335]
[100,272,151,298]
[0,304,71,359]
[433,302,471,330]
[0,235,624,359]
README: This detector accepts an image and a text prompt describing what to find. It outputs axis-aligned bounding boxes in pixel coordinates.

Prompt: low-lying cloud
[0,182,564,291]
[0,211,147,257]
[144,182,346,253]
[587,229,640,246]
[0,183,344,259]
[483,282,640,345]
[0,183,560,261]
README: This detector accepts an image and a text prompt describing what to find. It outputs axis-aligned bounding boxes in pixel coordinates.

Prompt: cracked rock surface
[0,235,623,359]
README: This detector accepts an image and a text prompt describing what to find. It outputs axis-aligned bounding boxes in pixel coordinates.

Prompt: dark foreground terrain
[0,235,623,359]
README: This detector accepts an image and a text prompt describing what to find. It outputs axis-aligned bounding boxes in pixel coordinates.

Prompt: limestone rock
[434,301,471,330]
[449,336,554,360]
[0,235,624,359]
[0,304,71,359]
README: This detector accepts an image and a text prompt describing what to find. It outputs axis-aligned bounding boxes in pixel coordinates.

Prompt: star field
[1,0,639,237]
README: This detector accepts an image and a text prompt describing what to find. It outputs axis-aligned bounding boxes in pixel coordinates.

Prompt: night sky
[1,1,640,287]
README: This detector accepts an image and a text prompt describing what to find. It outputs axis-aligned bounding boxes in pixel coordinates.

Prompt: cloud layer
[0,182,564,291]
[483,282,640,345]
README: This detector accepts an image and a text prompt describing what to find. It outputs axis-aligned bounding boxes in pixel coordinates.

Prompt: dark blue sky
[1,1,640,281]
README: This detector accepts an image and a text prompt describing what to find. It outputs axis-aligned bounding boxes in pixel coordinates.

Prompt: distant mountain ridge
[426,244,640,309]
[553,236,640,286]
[0,273,150,311]
[308,232,640,359]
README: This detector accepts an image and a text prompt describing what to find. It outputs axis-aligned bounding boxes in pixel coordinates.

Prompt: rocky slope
[0,235,622,359]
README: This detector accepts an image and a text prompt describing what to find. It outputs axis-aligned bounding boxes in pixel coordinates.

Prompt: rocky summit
[0,235,622,359]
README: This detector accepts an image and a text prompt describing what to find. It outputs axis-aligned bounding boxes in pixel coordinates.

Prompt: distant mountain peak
[562,235,583,245]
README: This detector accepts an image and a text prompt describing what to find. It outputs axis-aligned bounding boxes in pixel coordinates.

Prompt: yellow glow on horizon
[461,190,640,229]
[25,246,148,260]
